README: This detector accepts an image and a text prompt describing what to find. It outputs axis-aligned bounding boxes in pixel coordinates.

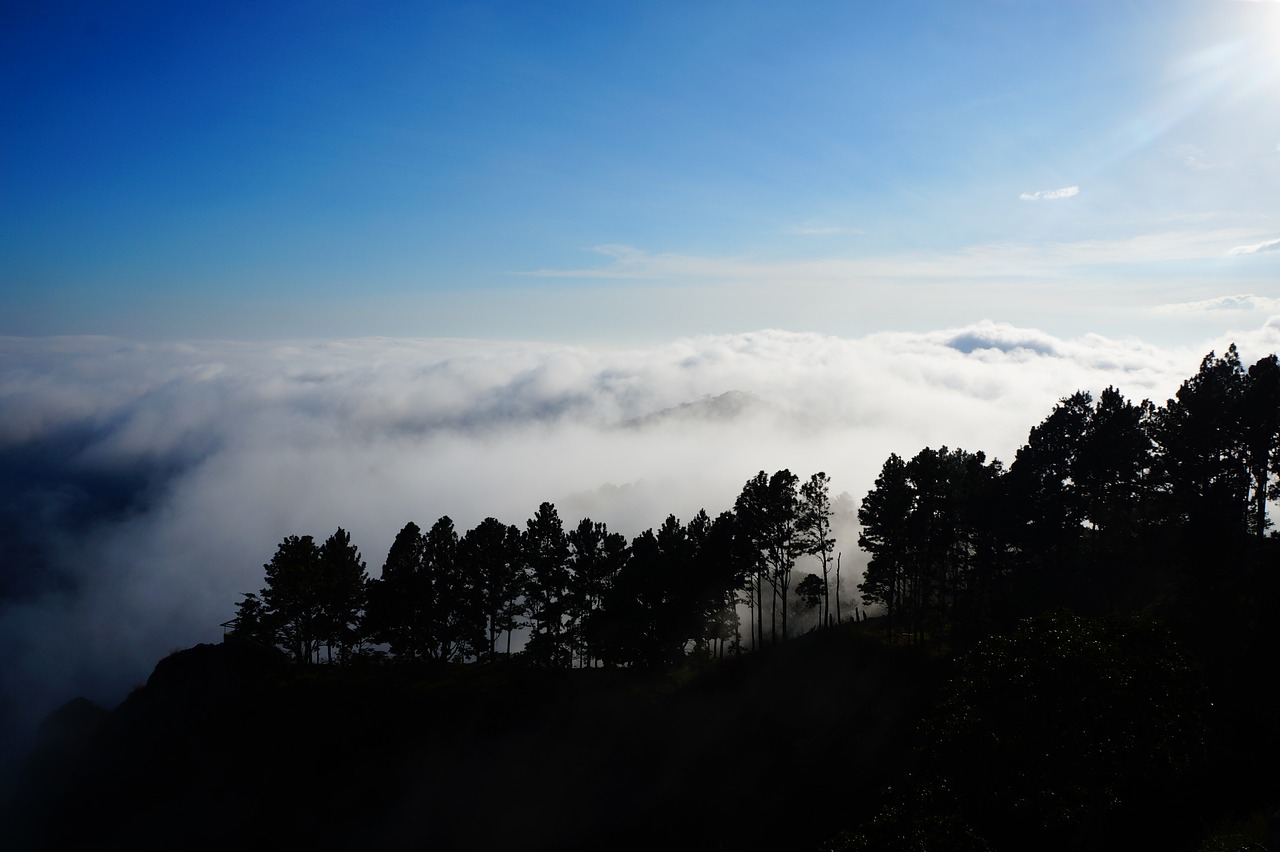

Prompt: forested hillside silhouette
[7,345,1280,851]
[227,468,842,671]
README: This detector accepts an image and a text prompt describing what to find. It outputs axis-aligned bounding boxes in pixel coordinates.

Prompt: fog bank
[3,321,1277,770]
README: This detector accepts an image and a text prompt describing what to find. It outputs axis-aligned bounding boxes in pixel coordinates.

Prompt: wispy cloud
[523,228,1272,284]
[1156,293,1280,314]
[1019,185,1080,201]
[1228,236,1280,255]
[1175,144,1214,170]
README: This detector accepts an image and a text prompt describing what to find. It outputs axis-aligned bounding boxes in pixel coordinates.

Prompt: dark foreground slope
[10,602,1279,852]
[5,626,941,852]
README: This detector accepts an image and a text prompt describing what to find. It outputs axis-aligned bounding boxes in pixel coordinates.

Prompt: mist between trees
[230,467,845,670]
[229,344,1280,665]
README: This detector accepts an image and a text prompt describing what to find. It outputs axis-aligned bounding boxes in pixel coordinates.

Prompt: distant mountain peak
[622,390,774,429]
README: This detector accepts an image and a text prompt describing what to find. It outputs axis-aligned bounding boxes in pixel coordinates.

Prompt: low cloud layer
[3,322,1279,769]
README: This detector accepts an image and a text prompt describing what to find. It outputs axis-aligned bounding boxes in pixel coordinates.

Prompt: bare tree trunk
[770,579,777,645]
[780,574,790,641]
[835,552,842,624]
[747,570,757,649]
[822,551,830,629]
[732,596,741,655]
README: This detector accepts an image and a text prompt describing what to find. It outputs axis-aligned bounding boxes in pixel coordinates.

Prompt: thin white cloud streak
[1019,185,1080,201]
[1175,144,1214,170]
[789,221,848,236]
[4,322,1280,762]
[522,228,1274,284]
[1157,293,1280,313]
[1228,237,1280,255]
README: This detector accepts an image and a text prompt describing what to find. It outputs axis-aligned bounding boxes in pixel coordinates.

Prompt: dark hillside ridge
[622,389,780,428]
[7,623,941,852]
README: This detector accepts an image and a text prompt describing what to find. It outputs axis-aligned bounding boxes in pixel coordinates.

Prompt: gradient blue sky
[3,0,1278,343]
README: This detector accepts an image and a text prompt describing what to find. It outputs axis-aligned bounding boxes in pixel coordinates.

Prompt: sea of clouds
[3,319,1279,770]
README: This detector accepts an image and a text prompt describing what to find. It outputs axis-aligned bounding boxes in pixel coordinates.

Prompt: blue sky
[3,0,1279,342]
